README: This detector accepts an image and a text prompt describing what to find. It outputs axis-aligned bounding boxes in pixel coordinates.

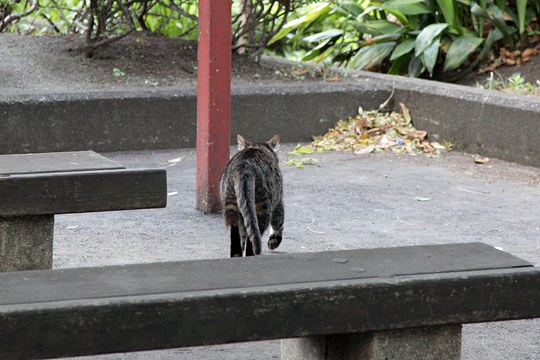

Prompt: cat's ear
[268,135,280,152]
[237,134,247,151]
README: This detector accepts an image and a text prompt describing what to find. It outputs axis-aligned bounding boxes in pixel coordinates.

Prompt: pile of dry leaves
[310,103,452,157]
[285,103,452,167]
[481,47,539,72]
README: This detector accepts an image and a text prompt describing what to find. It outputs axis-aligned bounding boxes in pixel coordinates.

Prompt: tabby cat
[220,135,284,257]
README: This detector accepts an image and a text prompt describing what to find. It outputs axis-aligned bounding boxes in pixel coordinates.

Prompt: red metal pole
[196,0,232,213]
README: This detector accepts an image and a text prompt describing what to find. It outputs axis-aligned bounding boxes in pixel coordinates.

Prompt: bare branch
[39,12,61,33]
[116,0,137,30]
[167,1,198,22]
[82,29,133,57]
[0,0,39,32]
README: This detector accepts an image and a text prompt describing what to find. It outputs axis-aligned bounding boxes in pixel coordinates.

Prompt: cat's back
[227,147,279,174]
[221,145,282,200]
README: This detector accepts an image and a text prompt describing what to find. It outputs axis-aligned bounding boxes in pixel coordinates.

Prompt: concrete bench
[0,242,539,359]
[0,151,167,272]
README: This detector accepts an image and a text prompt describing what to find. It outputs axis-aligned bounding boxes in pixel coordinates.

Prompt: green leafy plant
[112,67,126,77]
[479,72,540,96]
[268,0,540,80]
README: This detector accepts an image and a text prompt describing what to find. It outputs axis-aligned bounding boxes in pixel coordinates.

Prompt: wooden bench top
[0,242,538,359]
[0,151,166,216]
[0,151,123,175]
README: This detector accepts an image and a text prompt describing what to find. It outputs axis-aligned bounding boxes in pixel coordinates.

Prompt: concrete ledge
[0,88,197,154]
[2,59,539,167]
[266,57,540,167]
[0,82,390,154]
[356,71,540,167]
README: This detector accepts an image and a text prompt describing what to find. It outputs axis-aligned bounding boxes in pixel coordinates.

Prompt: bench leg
[281,325,461,360]
[0,215,54,272]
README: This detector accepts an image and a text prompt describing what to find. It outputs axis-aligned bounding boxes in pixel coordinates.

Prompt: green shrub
[2,0,306,57]
[268,0,540,80]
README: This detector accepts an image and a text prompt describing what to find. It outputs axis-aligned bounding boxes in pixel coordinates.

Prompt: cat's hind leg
[238,221,254,257]
[229,224,243,257]
[225,209,243,258]
[244,238,254,256]
[268,201,284,250]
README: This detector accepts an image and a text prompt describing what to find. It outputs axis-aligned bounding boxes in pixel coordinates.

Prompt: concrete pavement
[56,145,540,360]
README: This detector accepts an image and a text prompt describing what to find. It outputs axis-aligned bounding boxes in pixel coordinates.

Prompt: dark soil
[2,32,539,94]
[457,54,540,88]
[0,32,329,94]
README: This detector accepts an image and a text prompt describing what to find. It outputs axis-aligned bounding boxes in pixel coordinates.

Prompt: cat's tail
[236,173,262,255]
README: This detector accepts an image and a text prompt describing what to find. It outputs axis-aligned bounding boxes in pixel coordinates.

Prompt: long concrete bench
[0,242,538,359]
[0,151,167,272]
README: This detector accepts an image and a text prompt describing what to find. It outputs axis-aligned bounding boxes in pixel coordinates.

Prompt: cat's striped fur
[220,135,284,257]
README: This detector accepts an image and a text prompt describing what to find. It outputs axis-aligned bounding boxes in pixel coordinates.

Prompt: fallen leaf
[523,48,537,58]
[284,157,319,168]
[479,57,504,73]
[474,156,490,164]
[353,144,375,155]
[399,103,412,124]
[356,117,371,128]
[292,68,308,75]
[288,145,314,155]
[325,75,341,82]
[421,142,435,153]
[500,48,511,57]
[379,134,391,146]
[407,130,427,139]
[431,142,447,150]
[167,156,185,164]
[458,187,491,195]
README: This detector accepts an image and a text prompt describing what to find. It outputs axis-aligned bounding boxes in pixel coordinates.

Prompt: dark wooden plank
[0,169,167,216]
[0,243,530,305]
[0,252,538,359]
[0,151,124,175]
